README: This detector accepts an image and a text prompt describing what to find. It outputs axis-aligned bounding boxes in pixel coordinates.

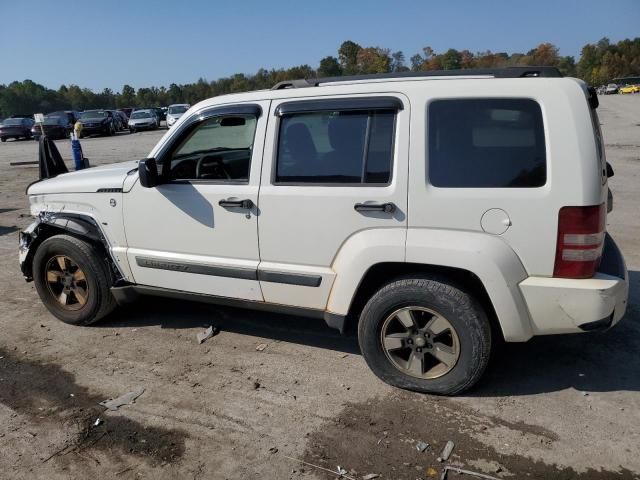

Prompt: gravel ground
[0,97,639,480]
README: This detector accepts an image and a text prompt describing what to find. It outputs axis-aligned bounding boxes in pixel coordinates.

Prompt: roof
[272,66,563,90]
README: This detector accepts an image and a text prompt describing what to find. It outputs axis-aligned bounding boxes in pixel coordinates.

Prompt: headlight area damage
[19,211,123,285]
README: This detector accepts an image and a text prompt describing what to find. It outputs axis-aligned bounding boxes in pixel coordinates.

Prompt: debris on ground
[268,447,278,454]
[253,381,261,390]
[426,467,438,477]
[99,387,145,411]
[441,465,502,480]
[437,440,455,462]
[416,441,429,452]
[282,455,357,480]
[196,326,219,344]
[256,343,268,351]
[362,474,380,479]
[92,418,103,427]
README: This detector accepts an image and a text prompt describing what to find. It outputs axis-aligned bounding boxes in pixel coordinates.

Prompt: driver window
[167,114,257,181]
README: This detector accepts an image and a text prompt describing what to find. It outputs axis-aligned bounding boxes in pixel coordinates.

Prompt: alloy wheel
[380,306,460,379]
[44,255,89,311]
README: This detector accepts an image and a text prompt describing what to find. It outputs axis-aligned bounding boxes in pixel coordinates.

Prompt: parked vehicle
[118,108,133,118]
[604,83,619,94]
[18,67,629,395]
[0,117,35,142]
[31,113,73,140]
[166,103,190,127]
[619,84,640,94]
[128,109,159,133]
[113,110,130,131]
[77,110,117,137]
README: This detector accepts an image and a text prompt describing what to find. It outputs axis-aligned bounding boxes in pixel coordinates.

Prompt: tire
[32,235,117,325]
[358,275,491,395]
[130,128,136,134]
[0,137,5,143]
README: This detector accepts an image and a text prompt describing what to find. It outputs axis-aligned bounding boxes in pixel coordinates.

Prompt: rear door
[257,95,409,310]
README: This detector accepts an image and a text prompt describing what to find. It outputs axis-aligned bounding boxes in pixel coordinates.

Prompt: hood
[167,112,184,119]
[28,160,139,195]
[80,117,108,123]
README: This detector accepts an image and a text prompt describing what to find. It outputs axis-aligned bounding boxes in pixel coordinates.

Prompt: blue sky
[2,0,638,91]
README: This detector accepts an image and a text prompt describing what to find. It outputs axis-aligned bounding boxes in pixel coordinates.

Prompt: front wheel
[32,235,117,325]
[358,275,491,395]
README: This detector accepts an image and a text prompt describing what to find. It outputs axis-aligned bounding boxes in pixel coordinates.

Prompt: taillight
[553,204,605,279]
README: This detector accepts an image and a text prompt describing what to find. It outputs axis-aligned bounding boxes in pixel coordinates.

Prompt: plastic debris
[437,440,455,462]
[442,465,501,480]
[197,326,218,344]
[93,418,103,427]
[416,441,429,452]
[426,467,438,477]
[362,474,380,480]
[337,466,347,475]
[256,343,268,351]
[99,387,145,411]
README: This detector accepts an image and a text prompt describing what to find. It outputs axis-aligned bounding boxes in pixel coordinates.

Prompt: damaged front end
[18,211,118,282]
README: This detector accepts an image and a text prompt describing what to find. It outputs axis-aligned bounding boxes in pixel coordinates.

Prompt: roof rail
[271,66,563,90]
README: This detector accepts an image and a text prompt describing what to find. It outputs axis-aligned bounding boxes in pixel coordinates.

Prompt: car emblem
[110,198,117,207]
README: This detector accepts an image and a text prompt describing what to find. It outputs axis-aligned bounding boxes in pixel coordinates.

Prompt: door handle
[354,202,396,213]
[218,198,254,209]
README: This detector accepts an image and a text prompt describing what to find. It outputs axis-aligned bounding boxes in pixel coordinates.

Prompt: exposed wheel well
[22,221,120,284]
[345,262,503,340]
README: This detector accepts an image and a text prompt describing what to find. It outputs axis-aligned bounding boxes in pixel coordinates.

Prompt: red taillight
[553,204,606,279]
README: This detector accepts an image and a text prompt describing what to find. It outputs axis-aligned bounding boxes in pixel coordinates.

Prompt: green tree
[318,56,342,77]
[338,40,362,75]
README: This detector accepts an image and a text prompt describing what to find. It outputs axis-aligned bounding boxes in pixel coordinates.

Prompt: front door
[123,101,269,300]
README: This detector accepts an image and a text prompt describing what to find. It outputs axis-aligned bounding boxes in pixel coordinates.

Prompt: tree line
[1,37,639,117]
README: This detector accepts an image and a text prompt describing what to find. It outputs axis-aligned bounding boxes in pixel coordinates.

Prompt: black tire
[130,128,136,134]
[0,137,5,143]
[33,235,117,325]
[358,275,491,395]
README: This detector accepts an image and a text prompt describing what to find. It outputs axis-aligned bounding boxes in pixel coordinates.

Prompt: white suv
[19,67,629,395]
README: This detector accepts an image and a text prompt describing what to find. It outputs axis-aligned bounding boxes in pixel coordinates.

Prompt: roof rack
[271,66,562,90]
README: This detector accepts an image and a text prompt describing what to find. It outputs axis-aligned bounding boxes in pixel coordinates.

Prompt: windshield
[3,118,24,126]
[131,111,151,119]
[168,105,188,114]
[80,110,108,119]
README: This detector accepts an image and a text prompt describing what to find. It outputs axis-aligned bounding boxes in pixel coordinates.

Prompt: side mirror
[138,158,159,188]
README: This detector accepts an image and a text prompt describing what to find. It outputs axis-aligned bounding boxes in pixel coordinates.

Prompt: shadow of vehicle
[98,295,360,355]
[98,271,638,394]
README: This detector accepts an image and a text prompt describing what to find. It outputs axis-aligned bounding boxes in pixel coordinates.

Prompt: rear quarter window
[428,98,546,188]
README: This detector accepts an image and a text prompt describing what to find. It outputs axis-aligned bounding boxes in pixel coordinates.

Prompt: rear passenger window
[276,110,395,184]
[428,99,546,188]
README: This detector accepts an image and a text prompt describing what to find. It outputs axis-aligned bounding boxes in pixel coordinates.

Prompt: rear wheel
[33,235,117,325]
[358,275,492,395]
[0,137,5,143]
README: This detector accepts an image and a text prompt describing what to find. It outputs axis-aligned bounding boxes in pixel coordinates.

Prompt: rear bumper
[519,234,628,335]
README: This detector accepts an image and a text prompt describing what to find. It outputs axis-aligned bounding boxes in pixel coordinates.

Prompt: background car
[113,110,128,131]
[77,110,117,137]
[128,109,159,133]
[166,103,190,127]
[31,113,72,140]
[604,83,619,94]
[0,117,35,142]
[118,107,133,118]
[619,84,640,94]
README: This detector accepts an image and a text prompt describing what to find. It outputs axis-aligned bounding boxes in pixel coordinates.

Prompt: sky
[1,0,638,91]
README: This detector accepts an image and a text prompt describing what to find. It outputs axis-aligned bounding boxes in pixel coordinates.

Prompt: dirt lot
[0,97,639,480]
